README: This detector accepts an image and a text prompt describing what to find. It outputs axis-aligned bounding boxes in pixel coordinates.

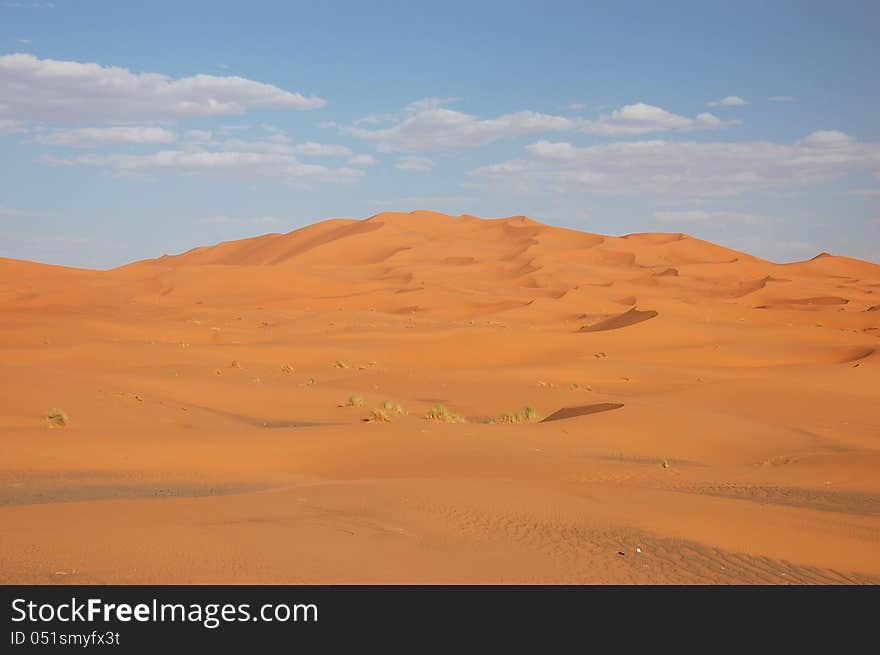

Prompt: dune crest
[10,210,876,321]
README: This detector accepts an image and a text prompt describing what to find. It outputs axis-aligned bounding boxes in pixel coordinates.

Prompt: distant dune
[1,211,878,584]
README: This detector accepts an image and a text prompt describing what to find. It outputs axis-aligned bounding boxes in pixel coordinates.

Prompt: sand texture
[1,211,879,584]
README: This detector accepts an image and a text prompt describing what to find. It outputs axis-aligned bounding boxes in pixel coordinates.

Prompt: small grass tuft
[497,406,542,424]
[367,408,392,422]
[280,363,295,374]
[47,407,68,428]
[381,400,405,415]
[424,404,465,423]
[333,360,348,369]
[345,394,365,408]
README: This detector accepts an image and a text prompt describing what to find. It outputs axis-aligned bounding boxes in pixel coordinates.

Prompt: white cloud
[694,112,729,128]
[708,95,747,107]
[217,124,251,134]
[347,154,377,167]
[333,100,727,149]
[183,129,213,143]
[352,97,458,128]
[288,141,352,157]
[797,129,853,148]
[0,53,325,124]
[338,105,574,152]
[353,113,397,126]
[404,97,458,113]
[0,119,26,135]
[0,205,57,218]
[35,126,176,147]
[472,131,880,198]
[179,129,352,158]
[768,96,795,102]
[37,125,363,185]
[178,131,353,158]
[582,103,689,135]
[653,210,767,225]
[45,150,363,184]
[395,156,434,171]
[579,103,739,136]
[524,140,580,160]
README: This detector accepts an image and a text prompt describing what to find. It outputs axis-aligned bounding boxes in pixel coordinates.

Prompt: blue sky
[1,0,878,268]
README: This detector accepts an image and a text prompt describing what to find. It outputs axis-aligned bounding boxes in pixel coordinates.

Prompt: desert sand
[1,210,878,584]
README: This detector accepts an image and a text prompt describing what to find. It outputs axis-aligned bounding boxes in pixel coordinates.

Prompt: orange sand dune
[1,210,879,584]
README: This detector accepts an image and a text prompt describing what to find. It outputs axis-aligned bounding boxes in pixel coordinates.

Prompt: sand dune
[1,210,878,584]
